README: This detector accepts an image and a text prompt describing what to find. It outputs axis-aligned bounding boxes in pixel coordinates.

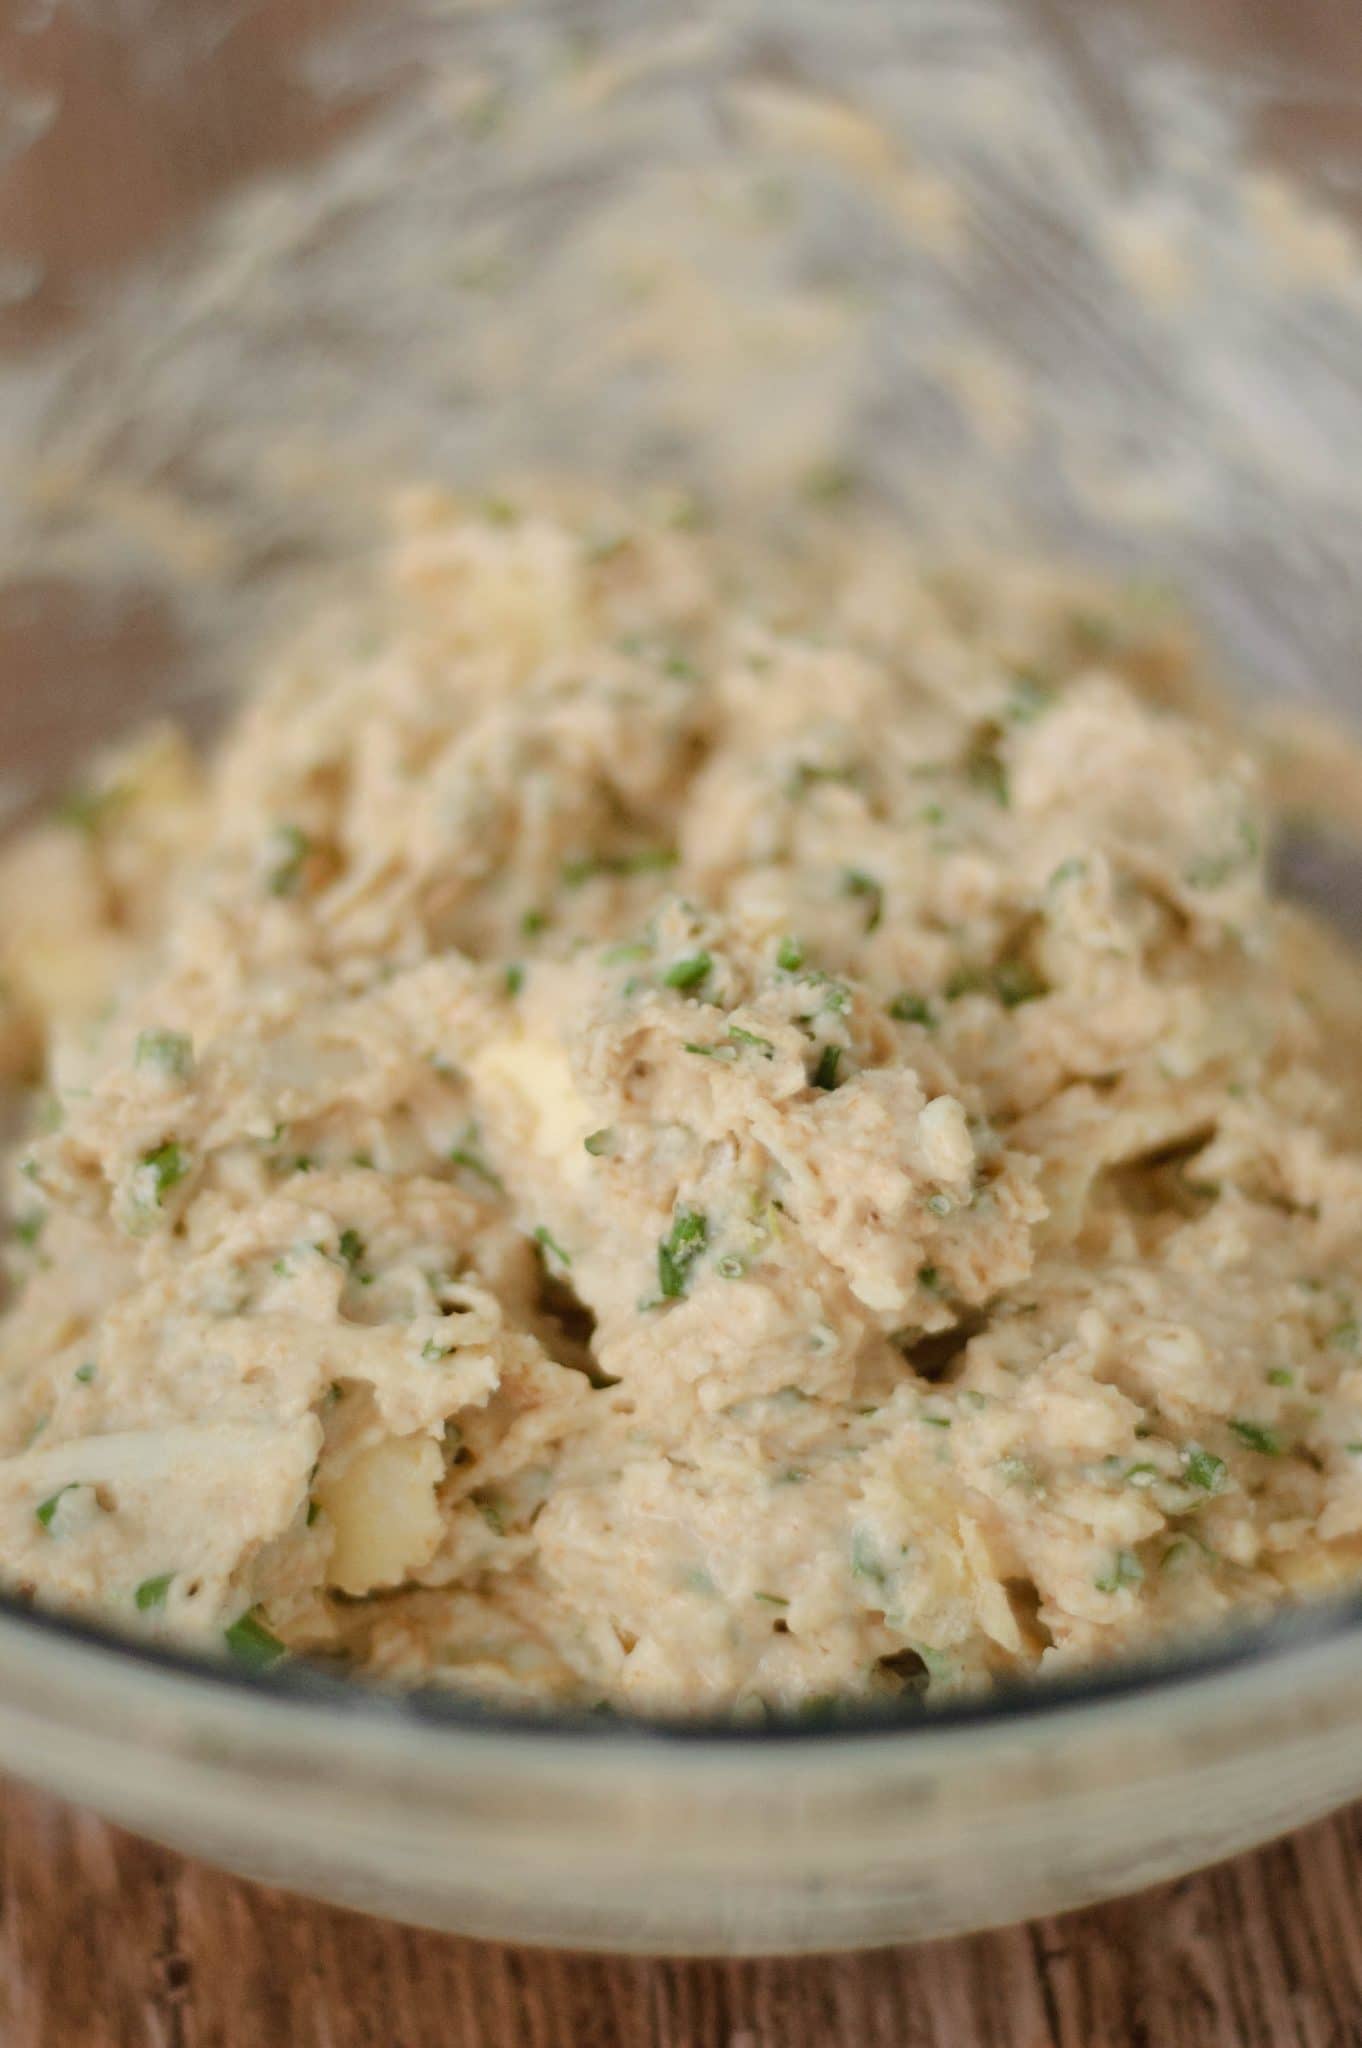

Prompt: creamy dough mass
[1,487,1361,1716]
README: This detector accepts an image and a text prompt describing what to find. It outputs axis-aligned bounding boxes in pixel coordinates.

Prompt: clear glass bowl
[2,0,1362,1953]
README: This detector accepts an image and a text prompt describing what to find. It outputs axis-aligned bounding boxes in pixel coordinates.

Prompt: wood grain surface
[3,1777,1362,2048]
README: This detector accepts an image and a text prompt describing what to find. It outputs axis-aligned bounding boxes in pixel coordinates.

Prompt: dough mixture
[1,487,1360,1716]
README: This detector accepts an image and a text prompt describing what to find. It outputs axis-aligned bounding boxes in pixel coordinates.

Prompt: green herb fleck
[520,907,548,938]
[1229,1418,1282,1456]
[584,1128,613,1157]
[966,745,1009,808]
[54,783,122,835]
[716,1253,747,1280]
[1330,1319,1359,1351]
[925,1193,952,1217]
[13,1210,44,1246]
[306,1500,322,1527]
[477,1497,506,1536]
[1095,1548,1144,1594]
[135,1573,174,1612]
[754,1591,789,1608]
[658,1205,708,1300]
[663,951,712,992]
[728,1026,775,1059]
[776,936,806,973]
[266,824,311,898]
[1267,1368,1294,1388]
[35,1484,76,1531]
[850,1528,887,1585]
[135,1029,193,1078]
[811,1043,842,1091]
[337,1228,366,1274]
[448,1131,503,1191]
[993,957,1046,1009]
[73,1363,96,1385]
[534,1225,571,1268]
[561,848,677,887]
[889,993,934,1027]
[1048,856,1088,891]
[138,1141,188,1207]
[684,1040,737,1062]
[224,1608,286,1671]
[918,1264,942,1293]
[1183,1446,1228,1492]
[843,868,884,933]
[504,963,525,997]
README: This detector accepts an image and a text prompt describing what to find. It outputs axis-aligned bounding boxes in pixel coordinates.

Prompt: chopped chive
[266,824,311,898]
[337,1228,366,1274]
[776,936,805,972]
[135,1573,174,1612]
[224,1608,286,1670]
[13,1210,44,1246]
[966,746,1009,808]
[1266,1368,1294,1388]
[306,1500,322,1527]
[520,907,548,937]
[35,1484,76,1531]
[73,1363,96,1385]
[135,1029,193,1078]
[850,1528,887,1584]
[918,1264,942,1292]
[504,963,525,997]
[663,951,712,992]
[1183,1446,1227,1492]
[658,1205,707,1300]
[716,1253,746,1279]
[889,993,934,1027]
[811,1043,842,1091]
[584,1128,613,1156]
[992,958,1046,1009]
[54,783,121,835]
[683,1041,737,1061]
[137,1141,189,1207]
[754,1591,789,1607]
[562,848,677,886]
[1048,856,1088,891]
[843,868,884,933]
[728,1025,775,1059]
[477,1497,506,1536]
[1094,1548,1144,1594]
[448,1131,504,1191]
[534,1225,571,1268]
[1229,1418,1282,1456]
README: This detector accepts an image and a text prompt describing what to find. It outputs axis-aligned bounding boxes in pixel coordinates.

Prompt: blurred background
[1,0,1362,795]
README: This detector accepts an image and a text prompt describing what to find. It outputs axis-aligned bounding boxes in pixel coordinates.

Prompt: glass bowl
[1,0,1362,1953]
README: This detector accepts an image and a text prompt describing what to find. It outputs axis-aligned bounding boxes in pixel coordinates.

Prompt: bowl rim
[3,1576,1361,1747]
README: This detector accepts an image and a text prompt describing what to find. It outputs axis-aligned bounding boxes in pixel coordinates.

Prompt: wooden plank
[3,1780,1362,2048]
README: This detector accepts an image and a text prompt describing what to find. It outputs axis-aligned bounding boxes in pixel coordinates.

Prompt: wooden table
[3,1778,1362,2048]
